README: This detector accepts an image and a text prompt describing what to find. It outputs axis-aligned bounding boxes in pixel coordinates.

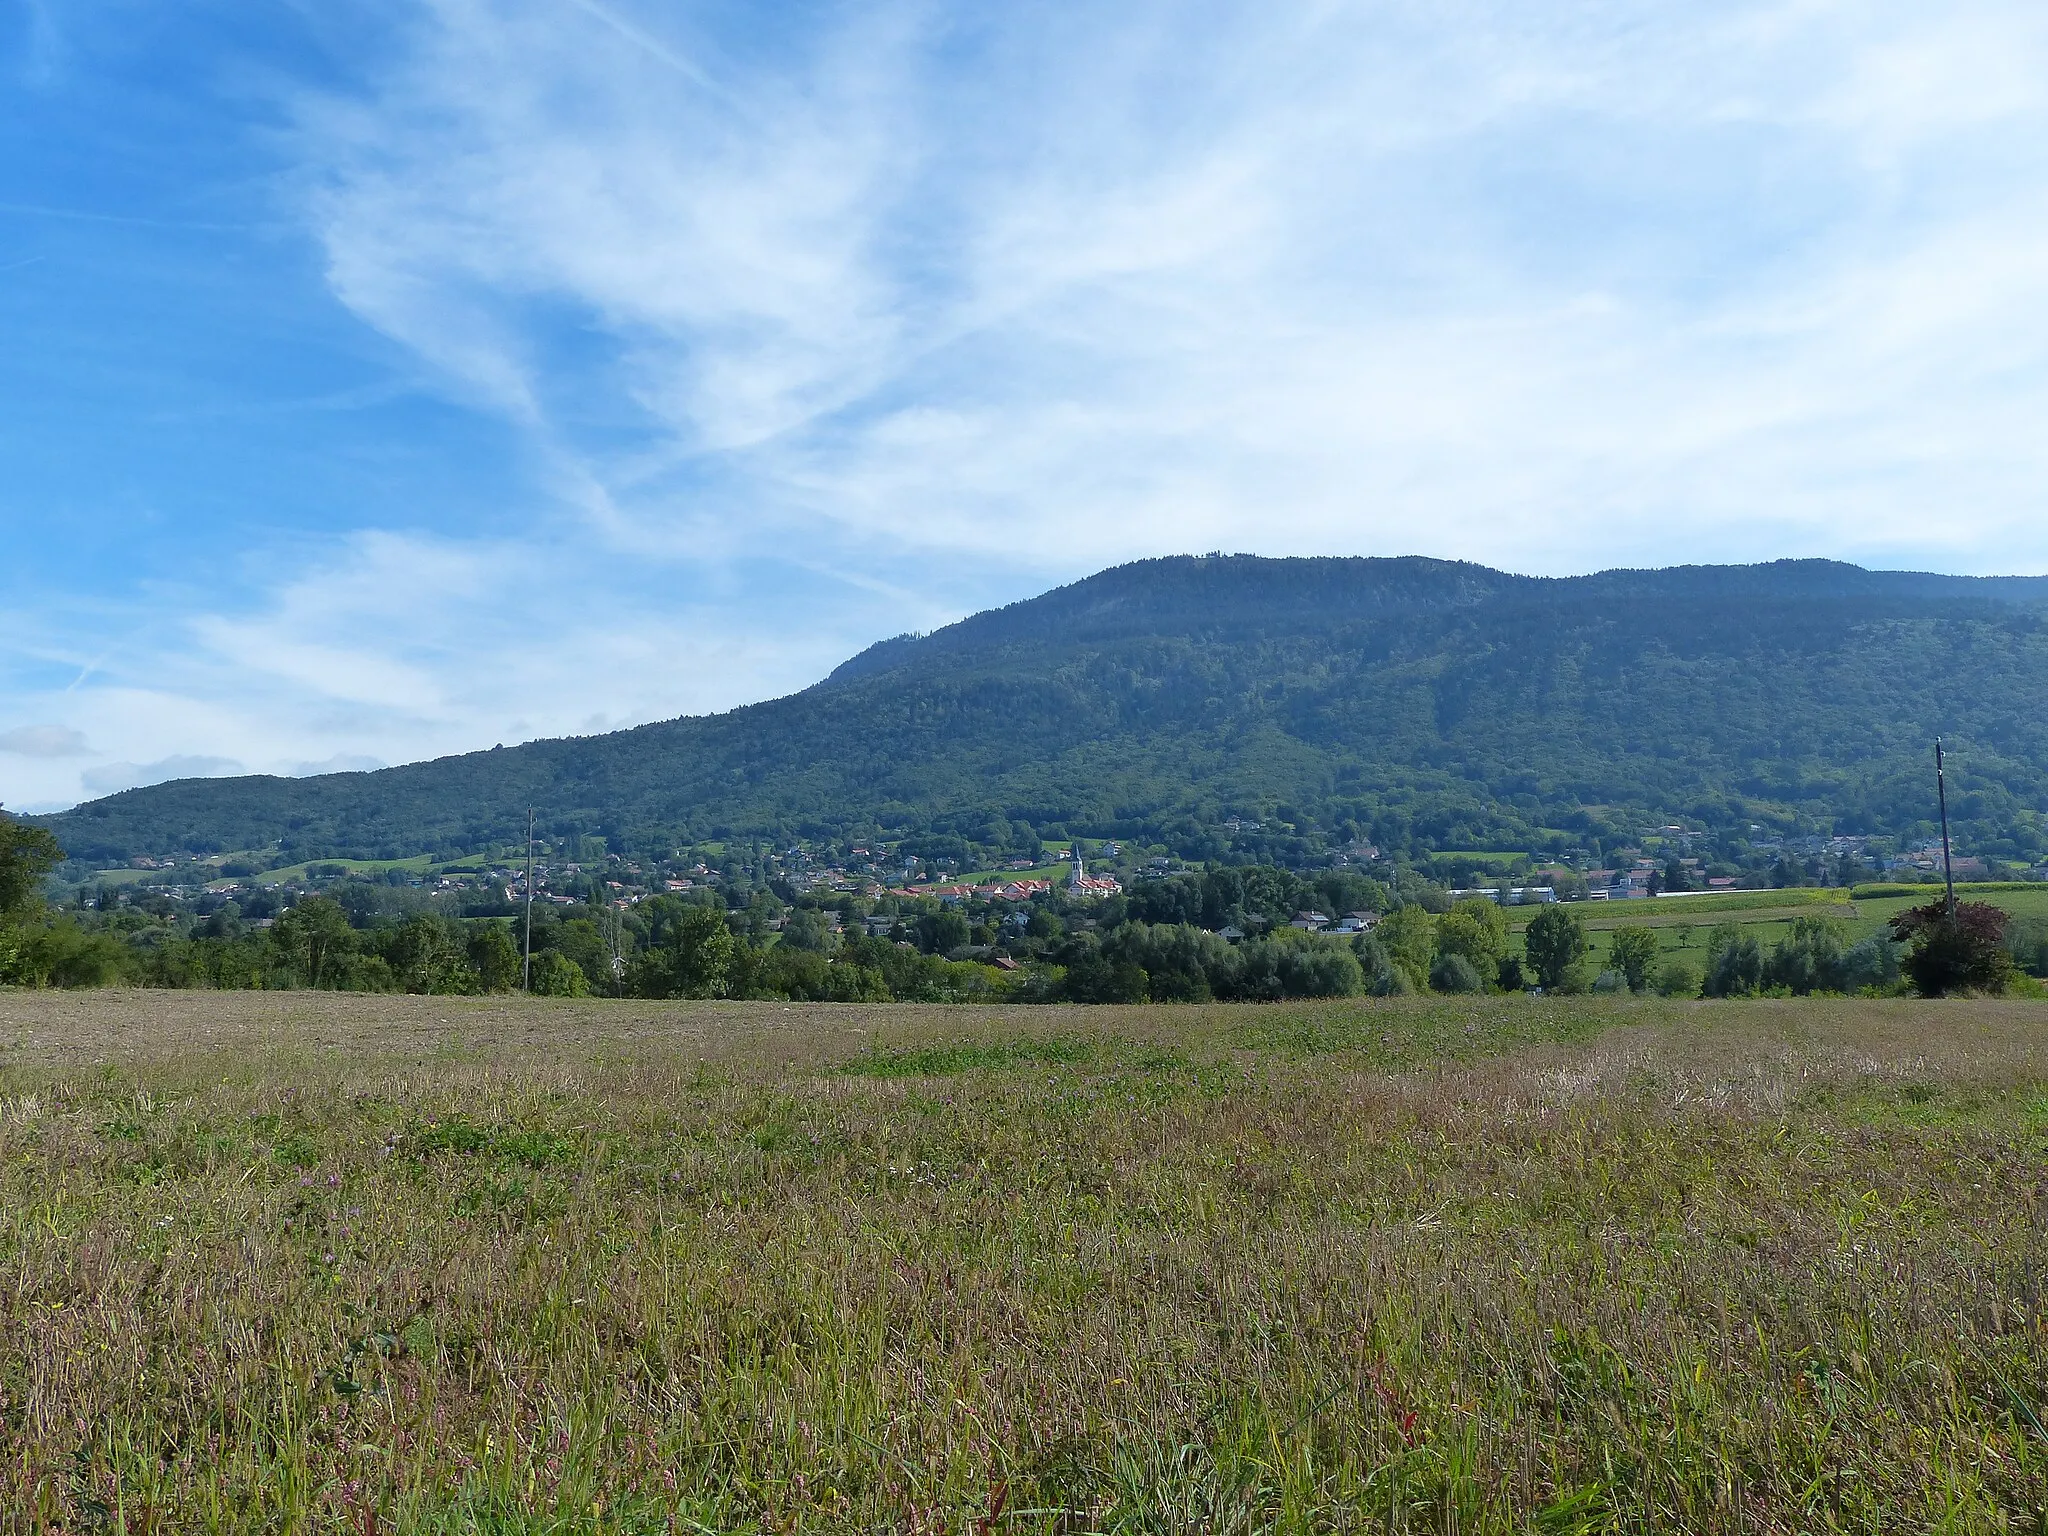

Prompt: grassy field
[1505,886,2048,977]
[4,991,2048,1532]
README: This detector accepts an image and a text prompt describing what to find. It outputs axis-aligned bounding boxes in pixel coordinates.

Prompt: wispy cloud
[8,0,2048,813]
[288,0,2048,578]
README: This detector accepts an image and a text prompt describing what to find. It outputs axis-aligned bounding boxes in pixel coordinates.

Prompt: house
[1217,925,1247,942]
[1289,910,1331,930]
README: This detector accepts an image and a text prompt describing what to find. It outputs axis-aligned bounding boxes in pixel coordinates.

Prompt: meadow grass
[3,989,2048,1532]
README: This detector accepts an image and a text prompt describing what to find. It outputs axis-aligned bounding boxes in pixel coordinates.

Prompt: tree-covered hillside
[36,555,2048,866]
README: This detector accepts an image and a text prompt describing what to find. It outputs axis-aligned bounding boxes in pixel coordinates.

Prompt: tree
[1702,923,1765,997]
[628,904,738,998]
[1376,905,1436,991]
[1890,900,2012,997]
[1522,906,1588,992]
[1430,952,1485,993]
[468,924,523,993]
[1435,898,1508,985]
[1608,925,1659,994]
[1762,915,1849,995]
[529,950,590,997]
[1063,954,1150,1003]
[1662,858,1690,893]
[271,897,357,989]
[0,811,63,922]
[916,909,972,956]
[781,908,836,952]
[387,914,475,994]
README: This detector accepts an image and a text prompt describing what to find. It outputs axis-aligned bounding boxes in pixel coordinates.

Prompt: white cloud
[0,724,89,757]
[14,0,2048,807]
[280,0,2048,583]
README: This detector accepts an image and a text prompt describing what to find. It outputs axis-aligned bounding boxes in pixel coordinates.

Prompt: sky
[4,0,2047,813]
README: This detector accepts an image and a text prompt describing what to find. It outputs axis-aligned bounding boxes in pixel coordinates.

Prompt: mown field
[4,990,2048,1533]
[1507,885,2048,978]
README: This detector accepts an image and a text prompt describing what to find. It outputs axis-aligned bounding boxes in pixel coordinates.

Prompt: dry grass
[4,989,2048,1533]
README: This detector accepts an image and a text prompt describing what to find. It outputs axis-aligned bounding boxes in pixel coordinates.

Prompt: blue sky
[4,0,2047,812]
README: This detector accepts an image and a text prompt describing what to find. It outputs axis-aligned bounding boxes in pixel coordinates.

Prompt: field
[1506,886,2048,978]
[4,992,2048,1532]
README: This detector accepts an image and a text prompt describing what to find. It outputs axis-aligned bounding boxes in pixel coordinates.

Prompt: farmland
[1507,885,2048,983]
[3,990,2048,1531]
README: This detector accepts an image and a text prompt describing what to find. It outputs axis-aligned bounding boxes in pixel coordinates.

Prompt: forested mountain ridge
[35,555,2048,866]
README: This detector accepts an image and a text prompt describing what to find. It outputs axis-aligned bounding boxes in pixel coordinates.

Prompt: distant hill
[36,555,2048,867]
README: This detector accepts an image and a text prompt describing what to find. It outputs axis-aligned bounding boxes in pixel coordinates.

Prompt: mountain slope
[37,555,2048,865]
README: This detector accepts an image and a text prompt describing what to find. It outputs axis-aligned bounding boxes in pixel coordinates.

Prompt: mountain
[35,555,2048,867]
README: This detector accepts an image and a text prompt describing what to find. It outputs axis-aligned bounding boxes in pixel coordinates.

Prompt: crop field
[4,991,2048,1532]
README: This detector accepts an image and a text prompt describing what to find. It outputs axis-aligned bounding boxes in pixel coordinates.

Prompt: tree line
[2,810,2033,1000]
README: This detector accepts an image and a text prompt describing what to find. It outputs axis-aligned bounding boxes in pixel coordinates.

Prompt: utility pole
[523,808,536,991]
[1935,739,1957,920]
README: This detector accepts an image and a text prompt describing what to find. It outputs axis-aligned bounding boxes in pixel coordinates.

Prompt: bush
[1702,924,1765,997]
[1589,969,1627,995]
[1102,922,1235,1001]
[1429,952,1486,994]
[1890,901,2013,997]
[1653,958,1700,997]
[4,922,131,988]
[1762,916,1848,996]
[1233,938,1363,1000]
[529,951,590,997]
[2005,916,2048,978]
[1062,955,1150,1003]
[1839,934,1902,993]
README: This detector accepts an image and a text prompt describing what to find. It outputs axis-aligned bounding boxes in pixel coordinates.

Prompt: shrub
[1890,901,2013,997]
[2005,916,2048,978]
[5,922,131,988]
[1233,938,1364,1000]
[1762,915,1848,996]
[1702,926,1765,997]
[1653,957,1700,997]
[1839,935,1902,993]
[528,951,590,997]
[1430,952,1486,994]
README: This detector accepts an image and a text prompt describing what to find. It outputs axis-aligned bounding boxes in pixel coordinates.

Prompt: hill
[34,555,2048,867]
